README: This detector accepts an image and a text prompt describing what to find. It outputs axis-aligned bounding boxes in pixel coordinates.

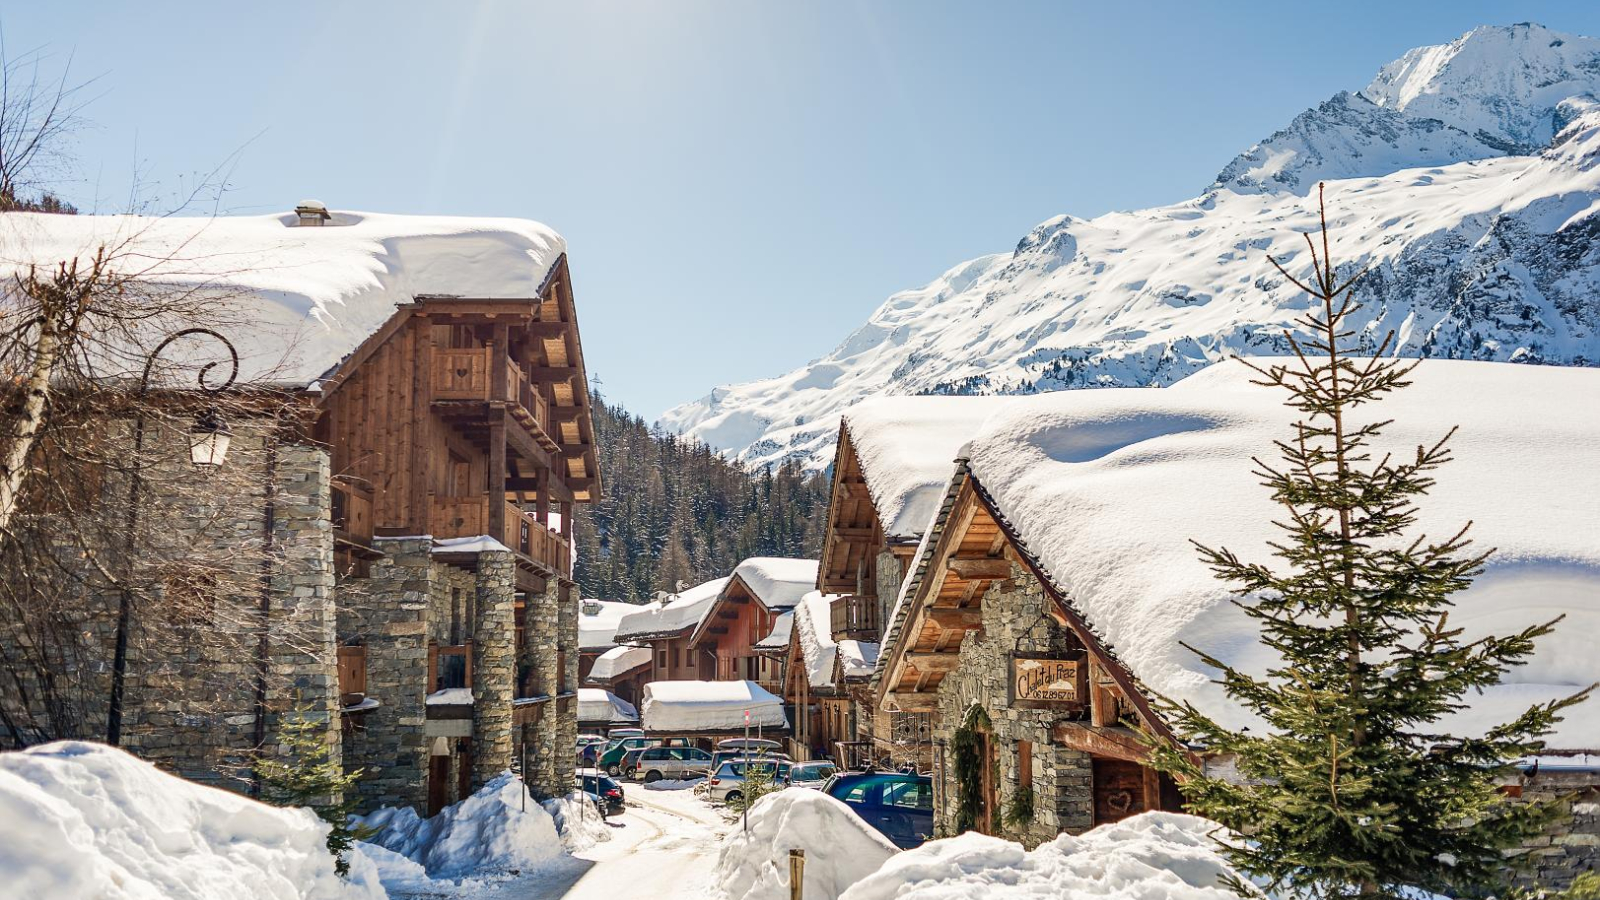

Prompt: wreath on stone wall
[950,704,992,834]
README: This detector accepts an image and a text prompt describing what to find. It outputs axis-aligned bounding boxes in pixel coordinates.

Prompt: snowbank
[542,791,613,853]
[614,577,730,641]
[642,680,788,733]
[733,558,823,610]
[960,358,1600,747]
[358,772,562,879]
[840,812,1239,900]
[712,789,898,900]
[0,210,567,385]
[0,740,384,900]
[644,777,705,791]
[577,688,639,724]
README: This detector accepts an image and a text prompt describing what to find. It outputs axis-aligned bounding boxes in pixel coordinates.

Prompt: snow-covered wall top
[794,591,840,690]
[576,688,639,724]
[957,358,1600,748]
[0,210,566,385]
[837,640,880,680]
[844,396,1020,539]
[731,557,821,610]
[640,680,787,733]
[755,609,795,651]
[663,23,1600,472]
[585,645,652,683]
[613,577,729,641]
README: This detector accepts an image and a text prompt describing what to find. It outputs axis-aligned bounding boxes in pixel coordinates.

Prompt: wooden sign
[1010,654,1085,707]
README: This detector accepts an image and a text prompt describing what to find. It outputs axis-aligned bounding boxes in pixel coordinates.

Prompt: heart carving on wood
[455,368,469,378]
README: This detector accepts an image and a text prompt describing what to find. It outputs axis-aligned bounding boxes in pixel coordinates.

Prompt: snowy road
[380,786,731,900]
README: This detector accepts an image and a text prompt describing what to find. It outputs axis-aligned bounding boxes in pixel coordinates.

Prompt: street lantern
[188,408,232,470]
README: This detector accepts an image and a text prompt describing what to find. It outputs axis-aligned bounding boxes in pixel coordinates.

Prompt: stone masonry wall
[931,560,1092,845]
[554,578,579,791]
[521,575,563,797]
[1514,774,1600,890]
[341,536,434,814]
[471,550,516,788]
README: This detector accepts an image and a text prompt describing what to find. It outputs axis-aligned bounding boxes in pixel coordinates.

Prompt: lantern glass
[189,410,232,470]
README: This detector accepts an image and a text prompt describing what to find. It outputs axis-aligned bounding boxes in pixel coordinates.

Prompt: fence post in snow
[788,848,805,900]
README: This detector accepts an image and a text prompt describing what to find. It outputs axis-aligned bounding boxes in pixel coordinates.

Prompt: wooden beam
[1052,722,1151,764]
[834,526,874,542]
[559,443,593,457]
[489,415,508,541]
[705,626,728,636]
[529,366,579,380]
[527,321,571,337]
[884,691,939,712]
[946,556,1011,581]
[904,652,960,673]
[927,607,983,630]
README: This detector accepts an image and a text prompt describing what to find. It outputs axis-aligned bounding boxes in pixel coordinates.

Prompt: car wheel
[644,770,663,783]
[606,764,620,776]
[725,790,742,804]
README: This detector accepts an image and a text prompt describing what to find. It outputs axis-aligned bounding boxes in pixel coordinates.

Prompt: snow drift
[711,789,898,900]
[357,771,563,880]
[0,741,384,900]
[840,812,1240,900]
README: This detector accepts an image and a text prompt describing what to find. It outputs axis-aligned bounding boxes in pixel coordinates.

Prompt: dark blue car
[822,772,934,849]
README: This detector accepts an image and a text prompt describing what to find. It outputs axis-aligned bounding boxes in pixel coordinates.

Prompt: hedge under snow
[0,740,385,900]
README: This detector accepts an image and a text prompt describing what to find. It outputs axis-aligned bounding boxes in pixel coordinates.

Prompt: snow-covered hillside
[662,23,1600,470]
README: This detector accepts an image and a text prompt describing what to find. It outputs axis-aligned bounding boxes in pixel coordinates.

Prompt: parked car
[598,737,658,775]
[708,749,790,777]
[822,772,934,849]
[785,760,838,789]
[716,737,782,754]
[706,759,792,804]
[579,771,626,815]
[607,726,646,739]
[577,734,609,766]
[619,746,652,778]
[633,746,715,782]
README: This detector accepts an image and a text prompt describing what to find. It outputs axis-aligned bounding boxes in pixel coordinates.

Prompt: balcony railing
[430,493,572,576]
[433,347,549,436]
[830,594,880,641]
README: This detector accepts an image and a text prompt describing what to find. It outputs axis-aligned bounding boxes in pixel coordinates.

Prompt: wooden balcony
[830,594,880,642]
[432,347,552,442]
[430,493,572,577]
[331,479,375,551]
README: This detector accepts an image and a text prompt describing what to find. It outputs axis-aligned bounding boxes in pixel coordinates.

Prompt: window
[884,780,933,810]
[659,650,667,668]
[682,647,693,668]
[836,781,875,803]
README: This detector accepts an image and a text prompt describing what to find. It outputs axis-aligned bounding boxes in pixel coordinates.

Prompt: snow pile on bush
[542,791,612,853]
[840,812,1241,900]
[0,740,385,900]
[358,771,563,879]
[712,788,898,900]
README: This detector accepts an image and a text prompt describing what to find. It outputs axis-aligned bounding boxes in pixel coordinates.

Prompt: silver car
[633,745,715,782]
[706,759,792,804]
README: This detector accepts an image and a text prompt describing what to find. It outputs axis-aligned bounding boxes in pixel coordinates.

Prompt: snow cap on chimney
[294,200,331,226]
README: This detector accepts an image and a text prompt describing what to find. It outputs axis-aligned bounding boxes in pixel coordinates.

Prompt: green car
[597,737,658,775]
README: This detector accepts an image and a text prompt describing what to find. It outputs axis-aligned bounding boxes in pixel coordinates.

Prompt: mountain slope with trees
[572,390,830,600]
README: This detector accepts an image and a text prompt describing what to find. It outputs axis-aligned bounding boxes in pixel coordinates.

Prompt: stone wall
[931,560,1092,845]
[519,574,565,797]
[471,550,515,788]
[340,536,434,813]
[554,578,579,790]
[1514,773,1600,890]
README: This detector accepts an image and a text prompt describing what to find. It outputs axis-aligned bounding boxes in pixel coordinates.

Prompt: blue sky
[10,1,1600,418]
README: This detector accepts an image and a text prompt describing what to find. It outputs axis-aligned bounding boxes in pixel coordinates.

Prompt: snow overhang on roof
[613,577,730,642]
[0,210,567,388]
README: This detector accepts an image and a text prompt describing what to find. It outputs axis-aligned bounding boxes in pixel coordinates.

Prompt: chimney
[294,200,331,226]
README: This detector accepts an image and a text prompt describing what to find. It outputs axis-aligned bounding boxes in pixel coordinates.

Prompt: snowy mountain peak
[663,23,1600,471]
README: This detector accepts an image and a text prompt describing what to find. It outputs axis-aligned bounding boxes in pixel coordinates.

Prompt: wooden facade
[311,257,598,593]
[817,426,915,642]
[688,573,789,695]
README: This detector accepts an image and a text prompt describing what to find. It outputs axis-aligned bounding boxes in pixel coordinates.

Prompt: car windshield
[793,764,835,781]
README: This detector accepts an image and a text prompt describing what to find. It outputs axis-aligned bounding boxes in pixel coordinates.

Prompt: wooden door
[428,755,450,816]
[977,729,998,834]
[1092,758,1148,824]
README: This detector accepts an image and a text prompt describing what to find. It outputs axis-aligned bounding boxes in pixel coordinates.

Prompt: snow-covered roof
[793,592,840,690]
[579,599,645,652]
[837,640,880,680]
[640,680,788,733]
[613,577,729,642]
[949,358,1600,748]
[0,210,567,386]
[730,557,819,610]
[576,688,639,725]
[842,397,1019,539]
[585,645,652,683]
[754,610,795,652]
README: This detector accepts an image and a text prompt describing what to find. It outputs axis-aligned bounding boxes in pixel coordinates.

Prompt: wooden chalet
[687,558,815,695]
[611,578,729,682]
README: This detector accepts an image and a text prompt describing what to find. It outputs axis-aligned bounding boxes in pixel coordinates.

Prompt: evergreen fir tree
[1149,186,1590,900]
[256,704,370,877]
